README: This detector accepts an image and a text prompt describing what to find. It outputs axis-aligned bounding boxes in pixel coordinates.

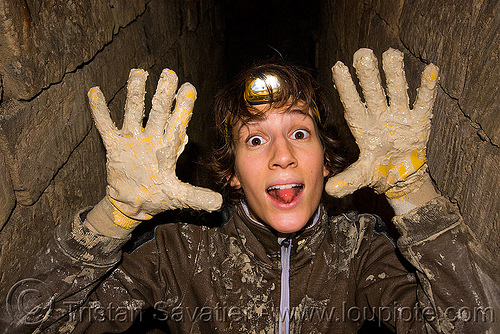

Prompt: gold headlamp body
[244,75,282,105]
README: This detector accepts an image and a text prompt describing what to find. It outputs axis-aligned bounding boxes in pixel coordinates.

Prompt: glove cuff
[86,197,143,238]
[107,195,154,221]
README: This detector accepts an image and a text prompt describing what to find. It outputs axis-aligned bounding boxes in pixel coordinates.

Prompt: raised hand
[325,48,439,199]
[88,68,222,221]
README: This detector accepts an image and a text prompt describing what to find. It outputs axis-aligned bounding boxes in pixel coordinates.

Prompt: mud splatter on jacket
[1,197,497,333]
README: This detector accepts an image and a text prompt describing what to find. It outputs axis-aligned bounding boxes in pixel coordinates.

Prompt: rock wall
[318,0,499,265]
[0,0,224,299]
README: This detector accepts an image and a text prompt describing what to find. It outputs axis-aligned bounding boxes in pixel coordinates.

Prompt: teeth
[267,183,302,191]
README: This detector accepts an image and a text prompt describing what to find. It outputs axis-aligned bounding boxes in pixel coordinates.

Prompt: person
[1,48,497,333]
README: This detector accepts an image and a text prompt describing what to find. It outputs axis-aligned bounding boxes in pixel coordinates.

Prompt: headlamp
[244,74,282,105]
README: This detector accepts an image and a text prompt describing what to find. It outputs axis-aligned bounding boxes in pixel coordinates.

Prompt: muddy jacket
[1,197,497,333]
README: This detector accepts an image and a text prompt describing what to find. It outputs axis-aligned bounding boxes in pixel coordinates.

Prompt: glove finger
[164,181,223,212]
[146,69,178,137]
[123,69,148,134]
[382,48,410,110]
[413,63,439,117]
[165,83,196,157]
[353,48,388,115]
[325,161,372,198]
[88,86,118,150]
[331,61,367,127]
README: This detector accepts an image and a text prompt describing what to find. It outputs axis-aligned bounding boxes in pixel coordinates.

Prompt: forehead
[248,99,314,121]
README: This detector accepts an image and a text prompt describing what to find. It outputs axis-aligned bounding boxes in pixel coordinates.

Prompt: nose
[269,136,297,169]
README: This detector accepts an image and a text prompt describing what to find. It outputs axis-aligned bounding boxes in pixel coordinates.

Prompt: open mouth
[266,183,304,204]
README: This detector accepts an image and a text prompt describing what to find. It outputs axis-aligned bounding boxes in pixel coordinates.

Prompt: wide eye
[247,135,267,147]
[291,129,309,140]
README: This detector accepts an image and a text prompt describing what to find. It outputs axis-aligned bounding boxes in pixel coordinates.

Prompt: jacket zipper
[279,237,291,334]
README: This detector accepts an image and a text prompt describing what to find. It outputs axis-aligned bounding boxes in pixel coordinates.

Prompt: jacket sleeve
[392,196,499,333]
[0,209,161,333]
[354,196,498,333]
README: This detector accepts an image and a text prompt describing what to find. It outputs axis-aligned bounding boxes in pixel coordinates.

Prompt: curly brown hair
[209,60,348,203]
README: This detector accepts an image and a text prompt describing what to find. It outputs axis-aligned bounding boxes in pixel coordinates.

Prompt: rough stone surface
[0,0,149,101]
[0,145,15,229]
[0,72,94,205]
[460,0,500,146]
[0,125,106,299]
[45,126,107,227]
[428,93,500,256]
[0,0,224,301]
[0,191,55,300]
[319,0,499,263]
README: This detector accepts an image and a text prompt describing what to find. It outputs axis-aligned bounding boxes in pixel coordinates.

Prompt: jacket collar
[230,202,329,272]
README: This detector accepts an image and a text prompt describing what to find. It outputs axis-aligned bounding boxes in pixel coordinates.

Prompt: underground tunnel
[0,0,498,333]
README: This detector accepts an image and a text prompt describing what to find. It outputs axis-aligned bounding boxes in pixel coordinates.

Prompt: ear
[323,155,331,178]
[228,173,242,189]
[323,164,330,178]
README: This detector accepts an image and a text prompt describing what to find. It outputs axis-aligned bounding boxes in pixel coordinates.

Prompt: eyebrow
[288,108,313,118]
[244,108,312,126]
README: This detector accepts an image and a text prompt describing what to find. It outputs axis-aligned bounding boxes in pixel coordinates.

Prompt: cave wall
[0,0,224,299]
[318,0,499,264]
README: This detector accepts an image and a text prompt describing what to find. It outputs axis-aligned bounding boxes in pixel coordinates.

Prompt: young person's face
[229,100,328,233]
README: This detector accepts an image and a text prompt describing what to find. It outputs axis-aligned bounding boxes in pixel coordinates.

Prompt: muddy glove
[86,68,222,236]
[325,48,439,203]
